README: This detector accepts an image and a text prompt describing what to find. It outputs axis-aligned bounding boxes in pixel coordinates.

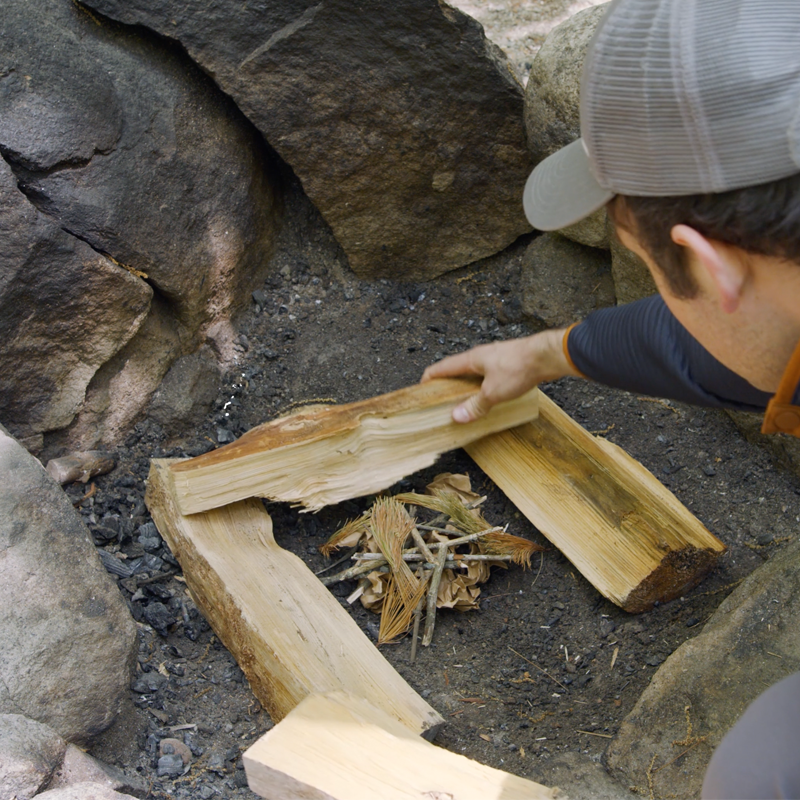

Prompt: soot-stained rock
[0,430,137,745]
[83,0,532,280]
[520,233,615,328]
[0,0,280,445]
[0,158,151,440]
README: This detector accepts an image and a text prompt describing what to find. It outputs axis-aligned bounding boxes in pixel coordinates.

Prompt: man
[422,0,800,797]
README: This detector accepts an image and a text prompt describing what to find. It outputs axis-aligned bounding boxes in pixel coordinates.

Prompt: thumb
[453,392,491,423]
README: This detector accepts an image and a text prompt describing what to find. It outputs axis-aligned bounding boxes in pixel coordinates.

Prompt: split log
[243,691,557,800]
[145,461,443,737]
[465,391,726,612]
[167,378,539,514]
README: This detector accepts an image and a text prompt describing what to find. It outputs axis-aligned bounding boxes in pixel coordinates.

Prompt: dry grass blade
[320,512,371,557]
[392,492,448,514]
[378,573,430,645]
[370,497,419,604]
[430,489,490,535]
[479,532,545,568]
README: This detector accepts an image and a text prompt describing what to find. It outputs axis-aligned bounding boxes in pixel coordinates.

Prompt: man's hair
[607,171,800,299]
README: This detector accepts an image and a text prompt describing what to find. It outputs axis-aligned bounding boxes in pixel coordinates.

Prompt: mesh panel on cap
[581,0,800,196]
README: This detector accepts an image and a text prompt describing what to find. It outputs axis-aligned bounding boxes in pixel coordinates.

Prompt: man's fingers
[452,392,492,423]
[421,351,482,383]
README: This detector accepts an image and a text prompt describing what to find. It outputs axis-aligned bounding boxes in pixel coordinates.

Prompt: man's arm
[423,295,772,422]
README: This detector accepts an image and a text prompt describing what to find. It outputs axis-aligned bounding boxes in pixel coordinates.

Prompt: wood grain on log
[243,692,557,800]
[167,378,540,514]
[145,460,443,737]
[466,391,726,612]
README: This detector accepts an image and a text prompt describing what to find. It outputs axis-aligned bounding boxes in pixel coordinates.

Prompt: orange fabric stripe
[562,322,589,379]
[761,337,800,437]
[772,337,800,404]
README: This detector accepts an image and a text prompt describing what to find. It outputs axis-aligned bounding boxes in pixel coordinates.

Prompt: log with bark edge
[243,691,557,800]
[166,378,540,514]
[465,390,726,612]
[145,460,444,737]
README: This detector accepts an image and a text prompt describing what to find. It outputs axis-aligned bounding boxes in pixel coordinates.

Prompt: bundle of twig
[319,473,545,650]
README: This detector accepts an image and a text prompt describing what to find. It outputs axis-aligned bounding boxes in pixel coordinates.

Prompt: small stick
[410,527,435,563]
[415,526,504,547]
[508,646,569,691]
[577,730,613,739]
[410,567,425,664]
[422,545,449,647]
[320,558,386,586]
[351,552,513,563]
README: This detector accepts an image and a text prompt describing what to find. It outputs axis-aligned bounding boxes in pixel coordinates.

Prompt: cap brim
[523,138,614,231]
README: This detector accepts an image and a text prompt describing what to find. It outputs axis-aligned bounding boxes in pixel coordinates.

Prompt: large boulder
[0,0,280,447]
[83,0,533,281]
[0,429,138,745]
[605,538,800,799]
[524,4,610,246]
[0,158,151,442]
[524,3,609,164]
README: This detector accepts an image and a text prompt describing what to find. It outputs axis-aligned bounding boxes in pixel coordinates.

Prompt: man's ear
[670,224,746,313]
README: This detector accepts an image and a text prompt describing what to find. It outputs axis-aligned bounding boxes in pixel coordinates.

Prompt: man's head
[523,0,800,292]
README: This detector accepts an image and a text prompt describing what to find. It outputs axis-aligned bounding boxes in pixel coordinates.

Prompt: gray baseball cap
[524,0,800,231]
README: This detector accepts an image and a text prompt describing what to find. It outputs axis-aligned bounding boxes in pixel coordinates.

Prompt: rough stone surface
[524,2,609,163]
[1,0,280,445]
[523,3,610,245]
[520,232,615,328]
[84,0,532,280]
[0,714,67,800]
[0,430,137,745]
[35,783,139,800]
[148,345,222,431]
[559,206,611,250]
[46,744,146,796]
[606,538,800,799]
[0,157,152,440]
[610,236,658,304]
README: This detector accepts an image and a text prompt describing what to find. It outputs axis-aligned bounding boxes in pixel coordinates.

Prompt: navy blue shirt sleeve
[566,295,773,412]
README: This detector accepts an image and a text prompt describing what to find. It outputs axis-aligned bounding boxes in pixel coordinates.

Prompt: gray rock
[524,3,609,163]
[610,236,658,304]
[46,744,147,796]
[83,0,532,280]
[559,206,611,250]
[35,783,139,800]
[523,3,610,248]
[606,538,800,799]
[148,345,222,431]
[1,0,280,445]
[0,714,67,800]
[520,233,615,328]
[0,430,137,745]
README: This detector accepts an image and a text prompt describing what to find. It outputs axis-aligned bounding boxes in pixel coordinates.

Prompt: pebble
[159,737,193,766]
[157,752,185,777]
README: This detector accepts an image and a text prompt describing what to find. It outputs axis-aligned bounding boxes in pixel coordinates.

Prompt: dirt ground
[72,167,800,799]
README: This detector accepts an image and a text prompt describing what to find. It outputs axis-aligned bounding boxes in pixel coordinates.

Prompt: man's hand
[421,327,580,422]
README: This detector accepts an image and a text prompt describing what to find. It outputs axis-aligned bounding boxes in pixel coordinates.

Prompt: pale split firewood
[145,460,443,737]
[166,378,540,515]
[465,390,726,612]
[243,692,558,800]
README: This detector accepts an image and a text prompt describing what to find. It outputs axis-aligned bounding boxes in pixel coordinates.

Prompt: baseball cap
[524,0,800,231]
